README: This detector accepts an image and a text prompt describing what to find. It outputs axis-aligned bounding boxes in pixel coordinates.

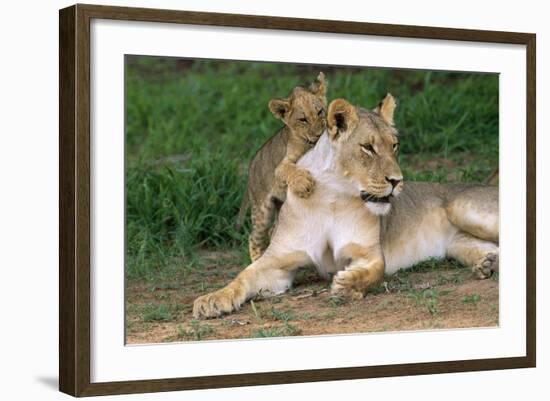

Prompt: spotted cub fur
[236,72,327,261]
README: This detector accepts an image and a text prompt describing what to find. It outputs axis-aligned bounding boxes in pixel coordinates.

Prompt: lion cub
[236,72,327,261]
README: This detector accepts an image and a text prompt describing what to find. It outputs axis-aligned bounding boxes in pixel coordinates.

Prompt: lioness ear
[327,98,359,141]
[309,72,327,99]
[374,93,397,126]
[268,98,291,120]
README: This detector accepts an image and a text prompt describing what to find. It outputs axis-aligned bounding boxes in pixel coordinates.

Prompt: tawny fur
[194,96,499,319]
[236,72,328,261]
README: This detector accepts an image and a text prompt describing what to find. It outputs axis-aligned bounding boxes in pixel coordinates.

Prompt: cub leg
[445,186,499,243]
[446,232,499,279]
[248,198,278,261]
[331,244,385,300]
[193,250,311,319]
[247,157,317,261]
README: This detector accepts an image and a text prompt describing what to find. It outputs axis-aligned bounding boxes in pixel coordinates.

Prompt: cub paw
[288,169,316,198]
[473,252,499,279]
[330,270,365,301]
[193,287,243,319]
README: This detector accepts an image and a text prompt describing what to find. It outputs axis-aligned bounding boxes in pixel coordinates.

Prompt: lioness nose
[385,177,402,188]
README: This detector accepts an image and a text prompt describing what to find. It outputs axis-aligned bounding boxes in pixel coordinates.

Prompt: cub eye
[393,143,399,153]
[298,117,308,124]
[360,144,376,156]
[317,108,323,116]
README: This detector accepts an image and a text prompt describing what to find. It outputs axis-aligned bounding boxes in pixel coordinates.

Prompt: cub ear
[268,98,291,120]
[327,98,359,141]
[309,72,327,99]
[374,93,397,126]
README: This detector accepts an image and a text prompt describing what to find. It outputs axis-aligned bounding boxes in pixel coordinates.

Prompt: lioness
[193,96,498,318]
[236,72,327,261]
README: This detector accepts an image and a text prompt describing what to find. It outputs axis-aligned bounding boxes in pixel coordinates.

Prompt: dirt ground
[126,251,499,344]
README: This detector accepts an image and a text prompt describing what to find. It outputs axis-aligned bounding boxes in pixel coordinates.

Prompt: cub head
[268,72,327,147]
[327,95,403,216]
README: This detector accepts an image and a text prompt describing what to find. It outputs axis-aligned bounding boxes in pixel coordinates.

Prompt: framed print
[59,4,536,397]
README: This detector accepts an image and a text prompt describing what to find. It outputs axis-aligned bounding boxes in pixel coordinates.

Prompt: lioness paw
[472,252,499,280]
[193,287,244,319]
[288,169,316,198]
[330,271,365,301]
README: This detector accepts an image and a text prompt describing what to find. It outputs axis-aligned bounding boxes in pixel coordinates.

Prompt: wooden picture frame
[59,3,536,397]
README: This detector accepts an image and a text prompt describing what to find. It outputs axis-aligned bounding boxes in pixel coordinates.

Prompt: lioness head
[327,95,403,215]
[268,72,327,146]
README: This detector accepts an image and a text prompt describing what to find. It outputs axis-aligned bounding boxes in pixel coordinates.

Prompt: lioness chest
[273,175,380,278]
[274,181,463,278]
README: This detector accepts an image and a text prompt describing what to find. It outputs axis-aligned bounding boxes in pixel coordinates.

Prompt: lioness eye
[360,144,376,156]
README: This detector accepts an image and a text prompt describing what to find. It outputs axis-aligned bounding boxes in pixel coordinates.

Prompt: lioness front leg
[331,244,385,300]
[193,251,310,318]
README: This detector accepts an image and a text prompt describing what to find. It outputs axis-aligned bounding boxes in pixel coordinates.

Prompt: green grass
[406,288,441,315]
[327,295,349,308]
[139,303,173,322]
[403,257,464,274]
[463,294,482,304]
[268,308,294,322]
[252,322,301,338]
[125,56,498,279]
[176,320,215,341]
